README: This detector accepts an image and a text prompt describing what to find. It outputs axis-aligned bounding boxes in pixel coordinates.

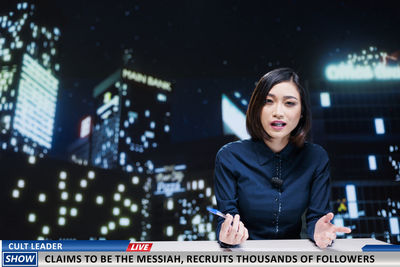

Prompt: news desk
[149,238,387,252]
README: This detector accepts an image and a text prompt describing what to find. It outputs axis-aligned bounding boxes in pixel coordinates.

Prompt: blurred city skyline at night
[2,0,400,159]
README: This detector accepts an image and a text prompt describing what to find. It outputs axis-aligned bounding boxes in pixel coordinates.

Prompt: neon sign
[122,68,171,91]
[326,63,400,81]
[79,116,91,138]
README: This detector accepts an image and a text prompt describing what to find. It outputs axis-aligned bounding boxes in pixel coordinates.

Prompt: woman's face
[260,81,302,142]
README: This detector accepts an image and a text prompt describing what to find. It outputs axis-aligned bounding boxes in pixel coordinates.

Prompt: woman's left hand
[314,212,351,249]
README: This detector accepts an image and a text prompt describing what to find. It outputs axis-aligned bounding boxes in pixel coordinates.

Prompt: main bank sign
[325,63,400,81]
[122,68,172,91]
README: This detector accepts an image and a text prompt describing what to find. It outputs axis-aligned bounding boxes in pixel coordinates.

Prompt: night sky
[1,0,399,159]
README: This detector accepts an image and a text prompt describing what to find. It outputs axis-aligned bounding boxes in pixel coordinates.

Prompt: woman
[214,68,351,249]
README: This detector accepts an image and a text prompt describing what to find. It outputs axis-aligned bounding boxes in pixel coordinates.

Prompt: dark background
[3,0,399,157]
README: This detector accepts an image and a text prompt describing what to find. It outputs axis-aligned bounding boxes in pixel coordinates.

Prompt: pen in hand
[207,207,227,219]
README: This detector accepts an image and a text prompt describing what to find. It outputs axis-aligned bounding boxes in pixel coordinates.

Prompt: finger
[325,231,336,241]
[220,214,233,235]
[235,222,245,242]
[231,214,240,233]
[324,212,334,223]
[334,226,351,234]
[240,227,249,243]
[316,239,329,249]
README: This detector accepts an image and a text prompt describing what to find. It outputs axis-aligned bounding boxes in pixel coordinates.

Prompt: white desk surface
[149,238,387,252]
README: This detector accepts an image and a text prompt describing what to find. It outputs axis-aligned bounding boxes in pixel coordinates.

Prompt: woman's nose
[272,103,284,118]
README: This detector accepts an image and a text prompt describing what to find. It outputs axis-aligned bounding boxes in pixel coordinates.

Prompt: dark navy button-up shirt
[214,138,331,243]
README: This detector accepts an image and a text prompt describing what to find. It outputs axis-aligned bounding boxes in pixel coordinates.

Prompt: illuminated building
[1,150,147,240]
[217,54,400,244]
[147,164,215,241]
[91,68,172,173]
[69,115,93,166]
[313,46,400,244]
[325,47,400,81]
[143,137,236,241]
[0,2,60,156]
[221,91,251,140]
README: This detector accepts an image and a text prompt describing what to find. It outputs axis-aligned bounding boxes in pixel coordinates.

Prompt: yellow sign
[122,69,171,91]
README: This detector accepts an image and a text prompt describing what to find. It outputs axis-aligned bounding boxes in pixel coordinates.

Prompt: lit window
[79,116,91,138]
[80,179,87,188]
[114,193,121,201]
[17,179,25,188]
[206,187,212,197]
[12,189,20,198]
[28,155,36,164]
[368,155,377,170]
[374,118,385,134]
[389,217,399,235]
[88,171,95,179]
[42,226,50,235]
[167,199,174,210]
[59,171,67,180]
[113,207,120,216]
[58,217,66,226]
[108,221,116,230]
[198,180,205,190]
[119,218,130,226]
[157,93,167,102]
[166,226,173,236]
[28,213,36,223]
[118,184,125,192]
[346,185,358,219]
[75,193,83,202]
[192,180,198,190]
[130,204,138,213]
[70,208,78,217]
[320,92,331,107]
[132,176,139,185]
[58,181,66,190]
[96,196,104,205]
[124,199,131,207]
[100,226,108,235]
[59,206,67,215]
[61,191,68,200]
[126,165,133,172]
[38,193,46,202]
[191,214,201,225]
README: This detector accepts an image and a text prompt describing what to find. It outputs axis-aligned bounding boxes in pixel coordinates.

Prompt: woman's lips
[270,121,286,130]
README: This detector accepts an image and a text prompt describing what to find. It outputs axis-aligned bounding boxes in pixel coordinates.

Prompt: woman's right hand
[219,214,249,245]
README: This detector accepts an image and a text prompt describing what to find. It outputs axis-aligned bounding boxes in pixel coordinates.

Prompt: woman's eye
[265,99,273,104]
[286,101,296,106]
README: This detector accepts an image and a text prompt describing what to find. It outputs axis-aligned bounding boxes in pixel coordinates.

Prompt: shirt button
[275,198,278,202]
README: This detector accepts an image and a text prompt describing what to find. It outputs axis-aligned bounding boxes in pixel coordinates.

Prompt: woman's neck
[264,137,289,153]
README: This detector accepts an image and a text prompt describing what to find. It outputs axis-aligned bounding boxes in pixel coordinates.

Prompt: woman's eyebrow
[283,96,298,100]
[267,93,298,100]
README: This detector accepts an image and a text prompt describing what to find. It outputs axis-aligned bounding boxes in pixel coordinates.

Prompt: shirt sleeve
[306,148,332,241]
[214,149,240,246]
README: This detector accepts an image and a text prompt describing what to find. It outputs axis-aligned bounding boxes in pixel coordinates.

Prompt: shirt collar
[252,138,296,165]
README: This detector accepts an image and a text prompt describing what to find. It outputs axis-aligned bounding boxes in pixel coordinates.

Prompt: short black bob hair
[246,67,311,147]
